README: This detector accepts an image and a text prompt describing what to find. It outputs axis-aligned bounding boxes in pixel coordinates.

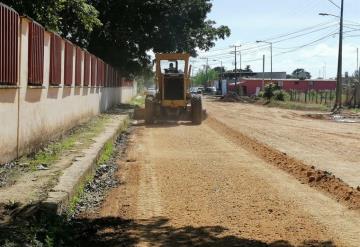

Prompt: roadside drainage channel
[42,114,131,215]
[71,127,132,217]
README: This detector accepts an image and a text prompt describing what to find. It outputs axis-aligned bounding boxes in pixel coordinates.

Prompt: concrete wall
[0,18,137,164]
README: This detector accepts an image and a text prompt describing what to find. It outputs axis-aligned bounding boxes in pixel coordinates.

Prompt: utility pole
[270,43,273,82]
[231,45,241,89]
[356,48,359,107]
[262,54,265,90]
[336,0,344,109]
[239,50,242,71]
[256,41,273,82]
[234,46,237,74]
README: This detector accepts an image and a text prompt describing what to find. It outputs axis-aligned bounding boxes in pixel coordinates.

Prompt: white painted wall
[0,17,137,164]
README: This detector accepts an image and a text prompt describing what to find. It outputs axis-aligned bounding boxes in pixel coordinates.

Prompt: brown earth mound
[207,116,360,211]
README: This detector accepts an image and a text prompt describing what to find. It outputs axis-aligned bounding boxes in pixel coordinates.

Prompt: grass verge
[67,118,129,215]
[97,141,115,165]
[264,100,331,112]
[18,115,110,171]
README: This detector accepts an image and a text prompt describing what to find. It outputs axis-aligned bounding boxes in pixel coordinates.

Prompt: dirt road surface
[79,118,360,246]
[206,100,360,189]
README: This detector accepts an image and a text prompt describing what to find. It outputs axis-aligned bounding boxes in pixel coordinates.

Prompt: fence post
[325,91,327,104]
[320,92,323,104]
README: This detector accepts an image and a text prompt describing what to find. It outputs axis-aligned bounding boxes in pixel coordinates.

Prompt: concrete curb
[42,113,130,215]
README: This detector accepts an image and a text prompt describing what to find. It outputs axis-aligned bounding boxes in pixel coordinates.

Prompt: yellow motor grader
[145,53,203,124]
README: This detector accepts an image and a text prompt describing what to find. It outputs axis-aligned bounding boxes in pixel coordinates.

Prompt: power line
[234,31,338,64]
[198,21,337,56]
[327,0,341,9]
[196,24,339,59]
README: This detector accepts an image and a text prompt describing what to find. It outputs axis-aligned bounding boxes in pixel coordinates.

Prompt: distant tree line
[192,67,219,85]
[287,68,312,79]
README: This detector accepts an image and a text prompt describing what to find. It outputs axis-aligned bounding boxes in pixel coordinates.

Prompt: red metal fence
[0,4,19,85]
[97,58,104,87]
[28,21,44,85]
[49,33,62,85]
[75,47,82,86]
[83,52,90,86]
[91,55,96,86]
[64,41,73,86]
[0,3,127,89]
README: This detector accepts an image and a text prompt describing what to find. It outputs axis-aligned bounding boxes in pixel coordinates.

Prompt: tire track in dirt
[81,122,360,246]
[206,116,360,211]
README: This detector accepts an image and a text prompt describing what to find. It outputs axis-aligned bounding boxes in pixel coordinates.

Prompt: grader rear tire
[145,96,155,124]
[191,95,202,125]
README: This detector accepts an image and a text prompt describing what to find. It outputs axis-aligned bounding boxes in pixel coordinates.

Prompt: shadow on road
[70,216,336,247]
[0,203,335,247]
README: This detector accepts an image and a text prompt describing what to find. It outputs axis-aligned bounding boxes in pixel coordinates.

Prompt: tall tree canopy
[290,68,312,80]
[4,0,230,76]
[87,0,230,75]
[3,0,102,45]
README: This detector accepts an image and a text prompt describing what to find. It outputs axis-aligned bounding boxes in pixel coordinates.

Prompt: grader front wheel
[191,95,202,125]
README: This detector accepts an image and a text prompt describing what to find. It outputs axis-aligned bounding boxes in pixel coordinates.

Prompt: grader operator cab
[145,53,203,125]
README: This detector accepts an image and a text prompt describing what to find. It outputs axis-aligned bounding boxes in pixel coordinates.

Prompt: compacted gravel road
[79,111,360,246]
[205,100,360,189]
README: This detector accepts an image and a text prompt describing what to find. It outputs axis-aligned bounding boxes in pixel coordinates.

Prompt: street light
[256,40,273,82]
[319,13,340,18]
[319,0,344,110]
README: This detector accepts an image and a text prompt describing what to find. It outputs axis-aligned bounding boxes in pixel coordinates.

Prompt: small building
[239,78,337,96]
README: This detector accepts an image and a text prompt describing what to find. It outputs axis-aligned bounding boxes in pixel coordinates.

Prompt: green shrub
[273,90,289,101]
[263,83,280,100]
[258,91,264,98]
[260,83,289,101]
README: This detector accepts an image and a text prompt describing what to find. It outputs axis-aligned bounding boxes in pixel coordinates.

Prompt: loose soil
[206,116,360,210]
[2,101,360,246]
[205,100,360,189]
[75,120,360,246]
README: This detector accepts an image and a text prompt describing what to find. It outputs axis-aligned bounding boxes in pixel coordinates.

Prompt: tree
[192,68,219,85]
[213,66,225,74]
[291,68,311,80]
[242,65,253,73]
[3,0,102,47]
[87,0,231,75]
[5,0,230,76]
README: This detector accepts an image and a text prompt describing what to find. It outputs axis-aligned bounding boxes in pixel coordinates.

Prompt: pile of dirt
[220,92,256,103]
[207,116,360,211]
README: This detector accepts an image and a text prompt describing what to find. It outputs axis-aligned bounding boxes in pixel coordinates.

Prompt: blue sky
[191,0,360,79]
